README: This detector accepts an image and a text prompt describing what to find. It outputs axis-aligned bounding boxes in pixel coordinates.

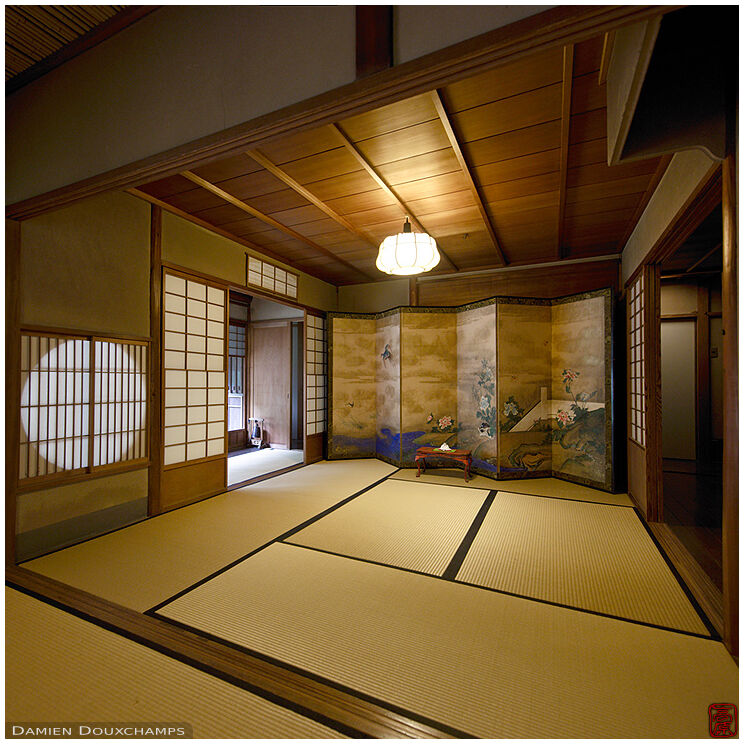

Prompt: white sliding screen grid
[628,273,646,447]
[162,272,226,467]
[248,256,298,299]
[19,333,148,481]
[305,314,327,435]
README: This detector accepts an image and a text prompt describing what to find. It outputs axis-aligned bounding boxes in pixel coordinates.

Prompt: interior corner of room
[4,4,738,735]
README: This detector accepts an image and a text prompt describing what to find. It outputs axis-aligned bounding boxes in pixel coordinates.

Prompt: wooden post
[408,277,418,307]
[355,6,393,79]
[148,206,163,516]
[5,219,21,566]
[721,151,738,656]
[644,263,663,522]
[696,283,711,465]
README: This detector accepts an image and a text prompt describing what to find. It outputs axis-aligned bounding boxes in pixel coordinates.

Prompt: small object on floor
[415,446,472,481]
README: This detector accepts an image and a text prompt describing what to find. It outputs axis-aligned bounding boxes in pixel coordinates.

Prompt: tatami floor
[9,460,738,738]
[227,446,304,486]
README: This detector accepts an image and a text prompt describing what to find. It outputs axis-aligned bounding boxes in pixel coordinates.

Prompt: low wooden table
[415,446,473,481]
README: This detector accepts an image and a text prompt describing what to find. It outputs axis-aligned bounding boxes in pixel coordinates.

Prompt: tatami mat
[289,479,490,575]
[392,469,633,505]
[5,588,343,738]
[457,490,708,634]
[157,542,737,739]
[24,459,395,611]
[228,447,304,485]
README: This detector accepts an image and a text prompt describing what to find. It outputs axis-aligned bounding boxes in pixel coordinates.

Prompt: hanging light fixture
[376,217,440,275]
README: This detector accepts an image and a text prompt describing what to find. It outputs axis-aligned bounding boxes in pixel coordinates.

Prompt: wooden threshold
[5,565,455,738]
[648,522,724,638]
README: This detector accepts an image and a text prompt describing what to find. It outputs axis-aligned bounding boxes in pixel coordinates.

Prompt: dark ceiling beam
[244,149,381,250]
[356,6,393,79]
[329,123,459,273]
[179,170,374,281]
[557,44,574,260]
[430,89,507,266]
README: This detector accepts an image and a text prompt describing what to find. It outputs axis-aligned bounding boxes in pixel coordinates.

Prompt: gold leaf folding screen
[328,289,613,491]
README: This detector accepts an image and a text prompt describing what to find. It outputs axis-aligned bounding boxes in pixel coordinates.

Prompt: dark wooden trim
[648,522,723,638]
[356,6,393,79]
[6,219,21,567]
[430,89,506,266]
[179,171,373,282]
[16,461,149,495]
[644,263,663,522]
[6,566,451,738]
[5,7,159,95]
[619,155,674,254]
[7,6,676,222]
[149,205,163,517]
[721,151,738,657]
[686,242,722,274]
[18,325,151,343]
[557,44,574,259]
[696,284,711,465]
[598,30,615,86]
[659,313,697,321]
[643,163,722,266]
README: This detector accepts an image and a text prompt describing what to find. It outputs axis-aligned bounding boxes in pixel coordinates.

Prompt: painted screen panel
[376,311,401,463]
[498,301,553,478]
[456,302,498,474]
[329,316,377,458]
[399,311,458,466]
[551,294,610,488]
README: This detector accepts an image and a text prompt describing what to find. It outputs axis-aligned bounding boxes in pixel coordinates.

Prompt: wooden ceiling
[135,34,670,287]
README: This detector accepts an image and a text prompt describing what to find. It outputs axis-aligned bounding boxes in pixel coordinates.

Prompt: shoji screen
[305,314,327,437]
[162,272,226,468]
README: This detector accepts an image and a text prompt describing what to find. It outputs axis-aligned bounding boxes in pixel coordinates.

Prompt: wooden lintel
[430,89,507,267]
[178,171,373,281]
[557,44,574,260]
[328,123,459,273]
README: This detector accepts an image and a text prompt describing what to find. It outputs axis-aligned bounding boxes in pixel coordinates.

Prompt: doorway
[659,206,723,589]
[227,291,304,486]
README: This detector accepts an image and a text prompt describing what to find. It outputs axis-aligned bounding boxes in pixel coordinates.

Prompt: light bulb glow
[376,230,440,275]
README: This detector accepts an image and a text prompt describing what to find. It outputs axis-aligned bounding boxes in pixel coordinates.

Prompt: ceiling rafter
[179,170,374,281]
[556,44,574,260]
[430,89,507,267]
[685,242,722,273]
[244,149,381,251]
[328,123,459,273]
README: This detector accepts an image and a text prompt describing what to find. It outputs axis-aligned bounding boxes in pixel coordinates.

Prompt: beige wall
[338,279,409,313]
[20,191,150,336]
[161,210,337,312]
[621,149,718,282]
[7,6,552,205]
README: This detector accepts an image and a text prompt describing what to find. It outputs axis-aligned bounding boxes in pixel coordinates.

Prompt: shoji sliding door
[160,270,227,510]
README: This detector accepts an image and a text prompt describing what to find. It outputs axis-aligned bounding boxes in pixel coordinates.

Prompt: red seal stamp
[709,704,737,737]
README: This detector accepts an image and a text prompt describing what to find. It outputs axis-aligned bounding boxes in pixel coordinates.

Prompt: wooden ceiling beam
[179,170,374,281]
[328,123,459,272]
[430,89,507,266]
[685,242,722,273]
[244,149,381,250]
[557,44,574,260]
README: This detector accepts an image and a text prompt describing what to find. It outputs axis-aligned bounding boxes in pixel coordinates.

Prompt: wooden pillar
[408,277,418,306]
[356,6,393,79]
[644,263,663,522]
[721,151,738,656]
[5,219,21,566]
[696,283,711,465]
[148,206,163,516]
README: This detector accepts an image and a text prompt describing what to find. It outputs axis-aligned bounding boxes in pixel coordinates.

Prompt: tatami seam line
[5,581,367,740]
[278,540,717,641]
[146,468,402,614]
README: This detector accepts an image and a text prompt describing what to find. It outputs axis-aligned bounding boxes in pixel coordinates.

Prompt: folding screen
[328,288,612,490]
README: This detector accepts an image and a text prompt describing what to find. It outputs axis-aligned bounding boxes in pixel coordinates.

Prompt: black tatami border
[147,467,401,614]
